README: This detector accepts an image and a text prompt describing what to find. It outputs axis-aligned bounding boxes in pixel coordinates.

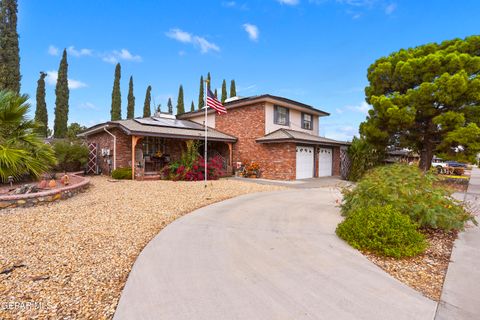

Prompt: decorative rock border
[0,173,90,210]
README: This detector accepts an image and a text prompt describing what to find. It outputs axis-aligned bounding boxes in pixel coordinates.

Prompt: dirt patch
[363,228,457,301]
[0,176,284,319]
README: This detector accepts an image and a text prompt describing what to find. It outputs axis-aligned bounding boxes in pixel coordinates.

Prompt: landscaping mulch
[364,228,457,301]
[0,176,284,319]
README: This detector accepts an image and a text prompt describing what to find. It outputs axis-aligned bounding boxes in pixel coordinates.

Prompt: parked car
[446,161,467,168]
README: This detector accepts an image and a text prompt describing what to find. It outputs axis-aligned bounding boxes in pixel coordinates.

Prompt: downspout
[104,126,117,170]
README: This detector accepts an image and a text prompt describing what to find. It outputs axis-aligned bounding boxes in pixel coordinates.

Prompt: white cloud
[277,0,300,5]
[346,101,370,114]
[78,102,97,110]
[48,45,59,56]
[101,49,142,64]
[45,70,87,90]
[67,46,93,57]
[322,123,358,141]
[166,28,220,54]
[243,23,259,41]
[222,1,249,10]
[336,0,377,7]
[385,3,396,14]
[335,108,344,114]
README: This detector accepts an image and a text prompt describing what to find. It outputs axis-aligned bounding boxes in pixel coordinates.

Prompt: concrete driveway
[114,188,436,320]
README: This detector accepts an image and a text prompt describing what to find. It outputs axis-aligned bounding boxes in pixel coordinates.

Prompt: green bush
[347,136,383,181]
[111,167,132,180]
[336,205,427,258]
[53,140,89,172]
[342,164,475,231]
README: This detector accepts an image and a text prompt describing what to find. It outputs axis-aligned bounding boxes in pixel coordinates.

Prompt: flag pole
[204,78,208,187]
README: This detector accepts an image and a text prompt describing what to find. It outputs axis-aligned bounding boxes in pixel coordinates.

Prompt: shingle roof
[78,117,237,142]
[178,94,330,118]
[256,128,349,146]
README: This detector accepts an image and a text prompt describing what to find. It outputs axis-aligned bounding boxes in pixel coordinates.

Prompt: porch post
[131,136,141,180]
[228,142,233,173]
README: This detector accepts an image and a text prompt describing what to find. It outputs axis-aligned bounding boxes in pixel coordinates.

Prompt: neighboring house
[384,149,420,164]
[78,95,349,180]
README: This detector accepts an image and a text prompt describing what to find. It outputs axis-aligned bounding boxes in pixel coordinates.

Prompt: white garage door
[318,148,333,177]
[296,146,314,179]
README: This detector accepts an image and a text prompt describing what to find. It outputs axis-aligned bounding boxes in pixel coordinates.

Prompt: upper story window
[274,105,289,126]
[302,113,313,130]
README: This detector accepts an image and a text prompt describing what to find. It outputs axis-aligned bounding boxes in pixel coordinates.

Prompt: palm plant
[0,90,56,182]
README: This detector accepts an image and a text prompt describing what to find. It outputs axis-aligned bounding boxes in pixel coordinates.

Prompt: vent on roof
[225,96,242,103]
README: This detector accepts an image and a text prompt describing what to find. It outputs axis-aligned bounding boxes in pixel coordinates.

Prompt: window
[274,105,289,126]
[302,113,313,130]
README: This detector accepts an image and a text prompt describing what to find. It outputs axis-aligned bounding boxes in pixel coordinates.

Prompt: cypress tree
[230,79,236,97]
[0,0,21,93]
[110,63,122,120]
[176,85,185,114]
[191,101,195,112]
[53,49,69,138]
[221,79,227,103]
[167,97,173,114]
[127,76,135,119]
[34,71,48,137]
[143,85,151,117]
[214,88,218,98]
[198,75,204,110]
[207,72,211,91]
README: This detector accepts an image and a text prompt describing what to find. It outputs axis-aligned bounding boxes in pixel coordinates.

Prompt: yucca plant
[0,90,56,182]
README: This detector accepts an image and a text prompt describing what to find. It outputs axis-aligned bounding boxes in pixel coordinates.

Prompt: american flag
[207,89,227,114]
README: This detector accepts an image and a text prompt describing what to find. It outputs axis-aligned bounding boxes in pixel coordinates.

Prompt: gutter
[103,126,117,170]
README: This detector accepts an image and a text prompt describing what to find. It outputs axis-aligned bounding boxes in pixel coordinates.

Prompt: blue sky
[18,0,480,141]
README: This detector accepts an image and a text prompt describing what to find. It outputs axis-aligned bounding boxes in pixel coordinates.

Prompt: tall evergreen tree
[191,100,195,112]
[207,72,211,91]
[0,0,20,93]
[127,76,135,119]
[167,97,173,114]
[143,85,151,117]
[198,75,204,110]
[230,79,236,97]
[176,85,185,114]
[53,49,69,138]
[214,88,218,98]
[221,79,227,103]
[110,63,122,120]
[34,72,48,137]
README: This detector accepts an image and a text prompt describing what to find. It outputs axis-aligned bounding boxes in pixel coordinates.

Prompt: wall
[87,128,131,174]
[188,113,215,127]
[264,102,319,135]
[215,103,296,180]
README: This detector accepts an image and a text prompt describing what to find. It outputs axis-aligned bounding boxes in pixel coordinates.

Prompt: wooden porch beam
[131,135,141,180]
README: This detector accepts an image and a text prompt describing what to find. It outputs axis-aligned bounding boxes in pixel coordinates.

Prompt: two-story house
[78,94,348,180]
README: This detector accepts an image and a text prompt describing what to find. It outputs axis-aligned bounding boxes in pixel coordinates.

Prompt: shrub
[341,164,475,230]
[111,167,132,180]
[161,155,224,181]
[346,136,383,181]
[336,205,427,258]
[53,140,89,172]
[452,168,465,176]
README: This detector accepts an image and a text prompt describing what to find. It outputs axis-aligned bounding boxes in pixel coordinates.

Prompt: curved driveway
[114,188,436,320]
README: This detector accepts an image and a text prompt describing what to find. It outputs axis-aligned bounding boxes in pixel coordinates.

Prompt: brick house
[79,94,348,180]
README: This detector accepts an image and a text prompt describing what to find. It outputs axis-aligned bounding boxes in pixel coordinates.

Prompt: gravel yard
[0,176,284,319]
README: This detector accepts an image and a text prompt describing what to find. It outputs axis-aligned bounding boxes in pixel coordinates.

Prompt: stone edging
[0,174,90,209]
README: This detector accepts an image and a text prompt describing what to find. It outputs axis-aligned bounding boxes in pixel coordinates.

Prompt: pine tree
[0,0,21,93]
[110,63,122,120]
[34,72,48,137]
[191,101,195,112]
[207,72,211,91]
[143,85,151,117]
[127,76,135,119]
[176,85,185,114]
[167,97,173,114]
[53,49,69,138]
[214,88,218,98]
[221,79,227,103]
[198,75,204,110]
[230,79,236,97]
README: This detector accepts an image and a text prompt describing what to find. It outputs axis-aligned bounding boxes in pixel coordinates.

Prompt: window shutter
[286,108,290,125]
[301,113,304,128]
[274,105,278,124]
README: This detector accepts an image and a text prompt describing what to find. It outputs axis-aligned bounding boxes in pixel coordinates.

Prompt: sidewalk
[435,167,480,319]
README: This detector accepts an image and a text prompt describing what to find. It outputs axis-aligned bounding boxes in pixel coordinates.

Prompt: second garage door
[296,146,314,179]
[318,148,333,177]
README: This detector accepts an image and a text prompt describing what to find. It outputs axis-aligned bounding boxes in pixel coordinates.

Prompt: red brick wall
[87,128,131,174]
[332,146,341,176]
[215,103,296,180]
